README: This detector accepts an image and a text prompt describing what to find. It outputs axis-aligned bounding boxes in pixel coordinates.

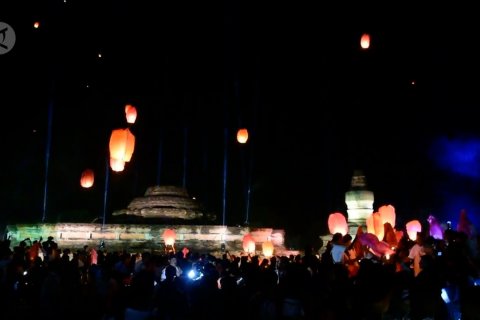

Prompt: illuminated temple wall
[4,223,288,256]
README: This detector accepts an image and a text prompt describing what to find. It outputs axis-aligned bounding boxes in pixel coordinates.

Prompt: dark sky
[2,2,480,244]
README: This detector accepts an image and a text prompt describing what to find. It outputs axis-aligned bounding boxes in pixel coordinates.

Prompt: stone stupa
[345,170,374,234]
[112,185,215,222]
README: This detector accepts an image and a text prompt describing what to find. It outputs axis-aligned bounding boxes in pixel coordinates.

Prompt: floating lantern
[109,128,135,168]
[379,204,396,228]
[237,128,249,144]
[80,169,94,188]
[406,220,422,241]
[242,234,256,253]
[360,33,370,49]
[262,240,274,258]
[162,229,176,246]
[125,104,137,124]
[328,212,349,236]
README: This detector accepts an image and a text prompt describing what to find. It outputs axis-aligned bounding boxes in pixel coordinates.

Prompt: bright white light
[98,53,102,58]
[441,288,450,304]
[188,270,195,279]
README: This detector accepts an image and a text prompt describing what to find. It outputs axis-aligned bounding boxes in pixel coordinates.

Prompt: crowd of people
[1,227,480,319]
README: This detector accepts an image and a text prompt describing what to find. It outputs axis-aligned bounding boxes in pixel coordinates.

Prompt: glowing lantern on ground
[237,128,249,144]
[109,128,135,166]
[80,169,94,188]
[242,234,256,253]
[262,240,274,258]
[125,104,137,124]
[162,229,176,246]
[379,205,396,228]
[360,33,370,49]
[328,212,348,236]
[406,220,422,241]
[366,212,384,240]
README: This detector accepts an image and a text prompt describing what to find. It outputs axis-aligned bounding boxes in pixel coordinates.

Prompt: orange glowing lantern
[262,240,274,258]
[162,229,176,246]
[373,212,384,241]
[406,220,422,241]
[109,128,135,166]
[33,21,40,29]
[360,33,370,49]
[125,104,137,124]
[328,212,348,236]
[366,213,376,235]
[366,212,384,240]
[379,205,396,228]
[80,169,94,188]
[242,234,256,253]
[237,128,249,144]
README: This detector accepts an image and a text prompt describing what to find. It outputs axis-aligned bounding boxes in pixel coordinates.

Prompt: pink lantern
[182,247,189,259]
[406,220,422,241]
[366,213,376,235]
[379,205,396,228]
[262,240,274,258]
[242,234,256,253]
[428,215,443,240]
[360,33,370,49]
[328,212,348,236]
[162,229,176,246]
[125,104,137,124]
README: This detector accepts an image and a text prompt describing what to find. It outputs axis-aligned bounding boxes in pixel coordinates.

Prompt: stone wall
[4,223,290,256]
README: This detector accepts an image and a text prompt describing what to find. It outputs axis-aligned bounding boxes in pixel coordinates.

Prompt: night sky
[2,2,480,246]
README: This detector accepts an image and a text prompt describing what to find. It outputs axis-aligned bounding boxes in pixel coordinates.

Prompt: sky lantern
[406,220,422,241]
[109,128,135,166]
[427,215,443,240]
[360,33,370,49]
[242,233,255,253]
[328,212,348,236]
[33,21,40,29]
[125,104,137,124]
[237,128,249,144]
[262,240,274,258]
[109,158,125,172]
[162,229,176,246]
[379,204,396,228]
[366,212,384,240]
[80,169,94,188]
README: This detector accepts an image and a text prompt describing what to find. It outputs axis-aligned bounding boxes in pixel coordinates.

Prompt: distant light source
[80,169,95,188]
[411,80,415,85]
[98,53,102,58]
[163,228,176,246]
[125,104,137,124]
[237,128,249,144]
[360,33,370,49]
[33,21,40,29]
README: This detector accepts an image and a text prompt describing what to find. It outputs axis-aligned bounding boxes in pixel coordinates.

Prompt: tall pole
[102,155,110,230]
[42,103,54,222]
[222,128,228,226]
